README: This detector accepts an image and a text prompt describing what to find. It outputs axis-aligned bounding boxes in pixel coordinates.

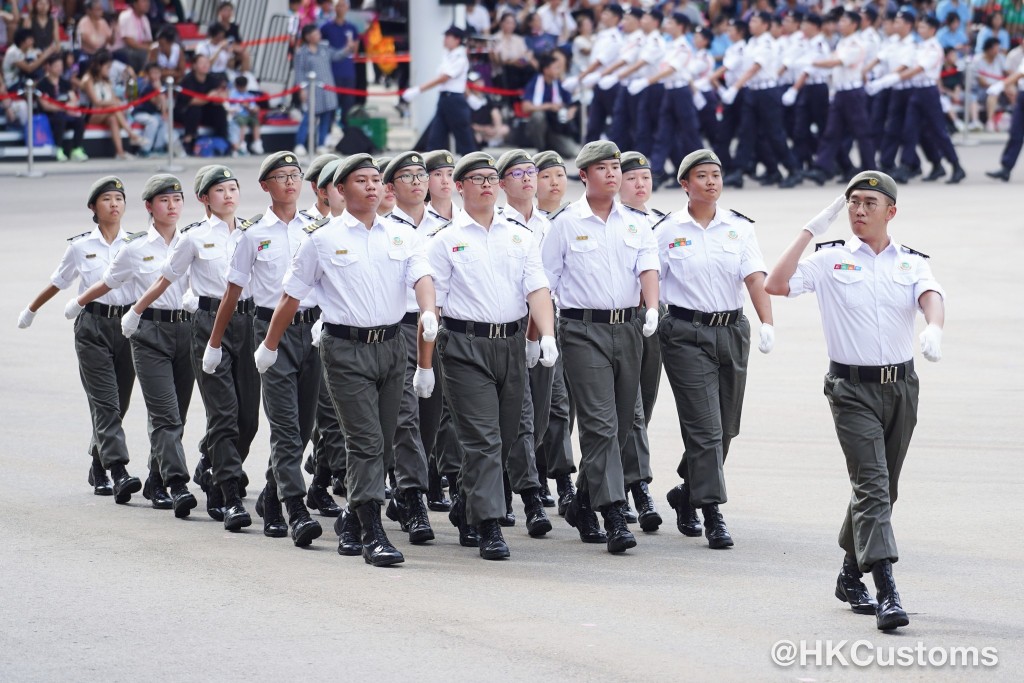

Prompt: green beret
[87,176,125,207]
[620,151,652,174]
[575,140,621,170]
[197,165,237,197]
[258,151,303,181]
[317,158,344,189]
[453,151,497,182]
[677,148,723,183]
[845,170,897,204]
[142,174,184,201]
[533,151,565,172]
[375,156,393,173]
[495,149,535,178]
[333,153,379,185]
[424,149,456,172]
[193,164,216,195]
[382,151,427,184]
[306,153,341,184]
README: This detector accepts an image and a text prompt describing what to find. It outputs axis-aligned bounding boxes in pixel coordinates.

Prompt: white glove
[627,79,648,95]
[781,87,798,106]
[64,298,84,320]
[802,194,848,237]
[642,307,659,337]
[582,71,602,89]
[987,81,1005,97]
[525,338,541,368]
[202,343,222,374]
[598,74,618,90]
[539,335,558,367]
[420,310,438,342]
[413,366,435,398]
[865,73,900,96]
[17,307,36,329]
[562,75,579,91]
[758,323,775,354]
[863,79,883,97]
[694,78,711,91]
[919,324,942,362]
[557,107,569,124]
[254,341,278,374]
[181,289,199,313]
[120,308,142,338]
[310,318,324,348]
[401,85,421,102]
[692,90,707,110]
[719,86,738,105]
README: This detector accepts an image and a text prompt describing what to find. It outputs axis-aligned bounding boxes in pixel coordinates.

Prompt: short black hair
[13,27,33,47]
[234,74,249,88]
[920,15,941,30]
[536,52,559,72]
[983,36,1001,51]
[208,23,227,38]
[301,23,319,40]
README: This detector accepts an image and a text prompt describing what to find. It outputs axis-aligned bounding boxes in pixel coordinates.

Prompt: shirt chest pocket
[569,239,600,263]
[667,244,697,278]
[452,250,481,270]
[330,253,361,268]
[79,254,105,272]
[197,242,227,261]
[831,268,871,308]
[138,257,161,275]
[888,269,917,308]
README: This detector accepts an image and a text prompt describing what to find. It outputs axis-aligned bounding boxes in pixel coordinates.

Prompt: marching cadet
[655,151,774,548]
[209,151,323,547]
[568,3,624,143]
[690,27,723,166]
[869,10,918,180]
[602,8,647,152]
[303,154,340,220]
[71,175,199,519]
[629,8,667,159]
[985,58,1024,181]
[126,165,259,532]
[19,177,137,501]
[426,151,558,560]
[261,153,438,567]
[541,141,660,554]
[782,14,831,170]
[534,150,569,216]
[765,171,945,631]
[375,157,396,218]
[712,19,750,186]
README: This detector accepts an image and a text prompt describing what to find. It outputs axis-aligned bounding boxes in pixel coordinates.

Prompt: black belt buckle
[488,322,508,339]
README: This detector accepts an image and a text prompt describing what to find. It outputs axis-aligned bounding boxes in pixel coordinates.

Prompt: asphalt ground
[1,142,1021,681]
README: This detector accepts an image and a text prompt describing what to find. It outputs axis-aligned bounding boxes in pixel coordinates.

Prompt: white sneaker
[250,139,264,155]
[294,144,308,156]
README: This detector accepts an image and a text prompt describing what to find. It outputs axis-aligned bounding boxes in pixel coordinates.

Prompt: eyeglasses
[847,199,889,212]
[462,174,500,186]
[394,172,429,184]
[266,172,304,184]
[505,167,538,181]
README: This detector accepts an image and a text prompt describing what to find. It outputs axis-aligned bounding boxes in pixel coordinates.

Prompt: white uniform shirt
[690,48,716,87]
[637,30,667,82]
[662,35,694,87]
[228,206,316,310]
[787,235,944,366]
[803,34,832,83]
[538,3,576,38]
[438,45,469,93]
[51,227,134,305]
[893,34,917,87]
[591,26,623,68]
[104,225,186,310]
[915,37,944,84]
[747,33,777,87]
[722,40,747,87]
[501,203,551,239]
[386,204,428,313]
[423,202,463,235]
[283,210,431,327]
[655,208,765,312]
[161,215,249,299]
[779,31,806,84]
[832,33,867,89]
[427,210,548,323]
[616,29,646,78]
[540,197,660,310]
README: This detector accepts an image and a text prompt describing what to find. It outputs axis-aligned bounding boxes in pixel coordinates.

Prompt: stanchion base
[16,170,46,178]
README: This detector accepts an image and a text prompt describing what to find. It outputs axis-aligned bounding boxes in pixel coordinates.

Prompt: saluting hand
[803,194,848,237]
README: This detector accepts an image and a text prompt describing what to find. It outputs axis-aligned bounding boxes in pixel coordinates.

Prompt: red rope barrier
[0,92,21,101]
[177,85,303,104]
[467,83,525,97]
[239,34,292,48]
[37,88,161,115]
[321,83,402,97]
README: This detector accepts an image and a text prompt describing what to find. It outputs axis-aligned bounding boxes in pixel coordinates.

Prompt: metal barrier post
[961,56,973,145]
[159,76,183,172]
[17,79,45,178]
[306,71,317,155]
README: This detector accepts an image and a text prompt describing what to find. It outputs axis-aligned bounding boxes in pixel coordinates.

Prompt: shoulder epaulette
[506,216,532,232]
[650,213,671,231]
[239,213,263,231]
[123,230,148,243]
[548,204,570,222]
[180,220,203,233]
[729,209,755,223]
[650,208,667,218]
[815,239,846,252]
[304,215,331,234]
[388,213,416,229]
[496,206,504,214]
[426,220,453,238]
[427,209,446,222]
[900,244,930,259]
[298,210,313,220]
[623,204,648,216]
[66,230,90,242]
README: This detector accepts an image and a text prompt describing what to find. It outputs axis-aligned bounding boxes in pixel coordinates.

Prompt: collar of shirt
[339,208,387,233]
[574,195,631,225]
[501,202,548,235]
[305,204,324,221]
[426,202,462,222]
[89,226,127,245]
[145,223,179,247]
[673,206,730,231]
[389,204,422,229]
[845,234,899,258]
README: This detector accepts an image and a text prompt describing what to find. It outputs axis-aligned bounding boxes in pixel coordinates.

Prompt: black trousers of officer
[75,310,135,468]
[869,88,891,154]
[634,83,665,158]
[130,317,194,484]
[902,85,959,168]
[735,86,801,175]
[824,368,918,573]
[696,89,726,164]
[320,330,405,507]
[529,353,576,479]
[607,87,639,152]
[793,83,830,168]
[253,316,319,501]
[311,375,348,479]
[392,321,430,493]
[652,87,702,178]
[878,88,911,169]
[714,89,746,169]
[437,323,527,526]
[1000,89,1024,170]
[427,92,477,156]
[585,84,619,142]
[192,305,261,487]
[658,313,750,506]
[813,88,876,175]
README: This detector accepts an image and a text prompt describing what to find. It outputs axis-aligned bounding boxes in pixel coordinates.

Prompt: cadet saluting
[765,171,945,631]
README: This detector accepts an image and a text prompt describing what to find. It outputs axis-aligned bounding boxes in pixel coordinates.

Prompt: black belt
[198,296,255,316]
[560,307,637,324]
[401,311,418,325]
[442,317,520,339]
[84,302,134,318]
[438,91,464,97]
[140,308,191,323]
[829,360,914,385]
[324,322,400,344]
[668,305,742,327]
[255,305,321,325]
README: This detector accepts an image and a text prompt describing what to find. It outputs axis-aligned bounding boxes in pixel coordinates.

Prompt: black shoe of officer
[722,170,744,188]
[986,167,1011,181]
[803,167,827,186]
[256,484,288,538]
[601,504,637,554]
[109,463,142,504]
[555,474,575,517]
[168,480,198,519]
[383,468,397,500]
[386,492,409,531]
[193,457,211,493]
[521,488,553,538]
[539,480,556,508]
[701,503,734,549]
[922,164,946,182]
[666,483,703,537]
[619,500,638,524]
[628,481,662,532]
[284,496,323,547]
[205,478,225,521]
[142,470,173,510]
[334,505,363,556]
[88,458,113,496]
[305,476,342,517]
[448,492,480,547]
[220,478,252,532]
[427,465,451,511]
[404,489,435,544]
[239,470,248,498]
[477,519,511,560]
[889,166,911,184]
[757,171,782,186]
[778,170,803,189]
[331,473,347,498]
[945,164,966,184]
[871,559,910,630]
[355,501,405,566]
[564,488,607,544]
[835,555,877,615]
[906,165,922,179]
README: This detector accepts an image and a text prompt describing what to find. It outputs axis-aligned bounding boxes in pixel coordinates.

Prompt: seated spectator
[521,50,580,158]
[523,12,557,56]
[149,24,185,82]
[227,74,263,155]
[21,0,59,53]
[76,1,115,62]
[196,23,238,75]
[975,11,1011,54]
[37,51,87,162]
[175,53,230,154]
[537,0,576,48]
[3,27,57,88]
[491,12,534,90]
[465,0,491,36]
[133,61,173,156]
[113,0,153,73]
[937,12,969,51]
[974,37,1008,130]
[80,50,144,159]
[0,71,25,127]
[938,46,965,131]
[212,0,252,71]
[468,91,510,147]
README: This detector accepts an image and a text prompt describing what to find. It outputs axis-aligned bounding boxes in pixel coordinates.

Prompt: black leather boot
[142,470,173,510]
[88,457,113,496]
[701,503,734,549]
[619,500,638,524]
[386,491,409,531]
[666,483,702,537]
[384,468,397,499]
[521,488,552,538]
[334,505,362,556]
[835,555,877,615]
[109,463,141,505]
[946,164,966,184]
[285,496,323,547]
[871,560,910,630]
[448,492,479,547]
[629,481,662,532]
[922,164,946,182]
[986,167,1011,181]
[331,472,347,497]
[255,484,288,538]
[193,456,212,493]
[539,479,556,508]
[220,478,252,532]
[477,519,510,560]
[499,472,516,527]
[239,470,248,498]
[555,474,575,517]
[355,501,404,566]
[303,453,316,475]
[601,503,637,554]
[565,487,606,544]
[305,471,341,517]
[205,477,225,521]
[404,489,435,544]
[168,479,197,518]
[427,463,451,511]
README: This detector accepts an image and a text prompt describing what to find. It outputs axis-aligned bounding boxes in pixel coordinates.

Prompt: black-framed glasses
[394,172,429,184]
[462,174,500,186]
[266,172,304,184]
